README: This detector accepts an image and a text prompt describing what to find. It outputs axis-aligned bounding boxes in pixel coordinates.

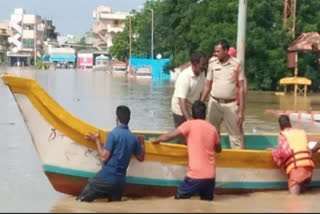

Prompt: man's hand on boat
[150,129,183,144]
[137,135,145,148]
[85,132,100,143]
[149,137,160,144]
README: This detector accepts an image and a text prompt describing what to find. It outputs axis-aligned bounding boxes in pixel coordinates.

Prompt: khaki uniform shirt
[171,66,205,115]
[206,56,244,99]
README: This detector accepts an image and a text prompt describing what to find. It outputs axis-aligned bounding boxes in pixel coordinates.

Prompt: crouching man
[77,105,145,202]
[271,114,320,195]
[151,101,221,200]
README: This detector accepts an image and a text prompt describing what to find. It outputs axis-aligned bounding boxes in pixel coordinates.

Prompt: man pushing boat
[271,114,320,195]
[151,101,221,200]
[77,105,145,202]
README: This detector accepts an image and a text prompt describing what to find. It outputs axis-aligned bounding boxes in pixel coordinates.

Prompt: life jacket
[281,129,314,175]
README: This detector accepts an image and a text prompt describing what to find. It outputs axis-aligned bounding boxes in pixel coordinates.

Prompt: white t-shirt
[171,66,205,116]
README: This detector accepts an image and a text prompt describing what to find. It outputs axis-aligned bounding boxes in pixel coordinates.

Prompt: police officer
[200,40,245,149]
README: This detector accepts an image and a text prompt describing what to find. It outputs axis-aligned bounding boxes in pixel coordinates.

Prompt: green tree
[294,0,320,91]
[74,37,88,52]
[110,0,320,91]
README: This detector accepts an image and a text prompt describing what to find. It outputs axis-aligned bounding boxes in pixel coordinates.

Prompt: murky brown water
[2,67,320,212]
[52,189,320,213]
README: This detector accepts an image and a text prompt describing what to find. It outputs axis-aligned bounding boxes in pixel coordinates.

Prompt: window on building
[114,20,119,25]
[23,39,34,48]
[24,25,34,30]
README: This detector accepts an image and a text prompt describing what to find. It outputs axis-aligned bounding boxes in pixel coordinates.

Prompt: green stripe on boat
[45,164,320,189]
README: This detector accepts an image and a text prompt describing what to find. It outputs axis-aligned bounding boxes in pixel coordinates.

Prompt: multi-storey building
[7,8,57,66]
[0,21,10,64]
[92,6,130,51]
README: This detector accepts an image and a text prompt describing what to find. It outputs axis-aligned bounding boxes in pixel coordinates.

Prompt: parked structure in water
[47,45,76,69]
[92,6,130,51]
[77,49,110,70]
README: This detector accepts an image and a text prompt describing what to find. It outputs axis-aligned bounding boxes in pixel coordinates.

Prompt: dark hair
[192,100,206,119]
[190,52,205,65]
[215,39,230,50]
[116,105,131,125]
[278,114,291,130]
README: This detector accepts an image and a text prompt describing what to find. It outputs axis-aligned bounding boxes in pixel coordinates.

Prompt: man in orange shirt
[150,101,221,200]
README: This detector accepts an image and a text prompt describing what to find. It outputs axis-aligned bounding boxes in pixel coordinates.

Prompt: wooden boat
[2,74,320,197]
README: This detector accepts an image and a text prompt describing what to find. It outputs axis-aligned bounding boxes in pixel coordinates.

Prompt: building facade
[7,8,57,66]
[0,21,10,64]
[92,6,130,51]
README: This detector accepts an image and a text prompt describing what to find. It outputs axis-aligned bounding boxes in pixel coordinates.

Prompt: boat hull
[45,171,177,197]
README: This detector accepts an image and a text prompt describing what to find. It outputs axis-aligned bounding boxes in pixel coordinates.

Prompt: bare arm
[200,80,212,102]
[135,151,144,162]
[96,139,111,162]
[179,98,192,120]
[237,80,245,125]
[311,141,320,153]
[135,136,145,162]
[85,132,111,163]
[150,128,183,144]
[243,75,248,110]
[215,144,222,153]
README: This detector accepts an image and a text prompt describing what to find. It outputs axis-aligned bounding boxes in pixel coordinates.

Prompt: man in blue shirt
[77,105,145,202]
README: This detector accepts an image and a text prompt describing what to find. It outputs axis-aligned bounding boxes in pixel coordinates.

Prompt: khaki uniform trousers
[207,98,245,149]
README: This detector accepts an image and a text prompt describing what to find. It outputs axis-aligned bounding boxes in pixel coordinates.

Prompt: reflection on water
[4,68,174,131]
[2,67,320,212]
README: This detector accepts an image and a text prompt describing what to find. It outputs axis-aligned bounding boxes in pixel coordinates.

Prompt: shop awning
[49,54,76,62]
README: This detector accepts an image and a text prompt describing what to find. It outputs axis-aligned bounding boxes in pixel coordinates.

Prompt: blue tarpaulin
[129,57,171,80]
[41,54,50,61]
[49,54,76,62]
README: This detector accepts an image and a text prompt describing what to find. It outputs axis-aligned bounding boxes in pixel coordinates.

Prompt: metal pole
[145,8,154,59]
[291,0,296,38]
[151,9,154,59]
[34,20,37,65]
[236,0,247,69]
[129,16,132,59]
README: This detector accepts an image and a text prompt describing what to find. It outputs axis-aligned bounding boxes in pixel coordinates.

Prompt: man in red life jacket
[271,115,320,195]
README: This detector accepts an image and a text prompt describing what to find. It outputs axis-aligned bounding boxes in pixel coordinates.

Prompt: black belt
[210,95,236,104]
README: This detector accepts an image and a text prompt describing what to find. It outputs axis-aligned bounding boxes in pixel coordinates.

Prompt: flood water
[1,67,320,212]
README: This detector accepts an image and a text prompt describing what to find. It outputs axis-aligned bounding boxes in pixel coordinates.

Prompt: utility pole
[34,20,37,65]
[283,0,298,96]
[151,9,154,60]
[146,8,154,59]
[282,0,296,38]
[283,0,297,76]
[236,0,247,70]
[129,16,132,59]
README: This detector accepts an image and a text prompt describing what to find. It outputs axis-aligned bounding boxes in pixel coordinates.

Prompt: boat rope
[48,128,57,141]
